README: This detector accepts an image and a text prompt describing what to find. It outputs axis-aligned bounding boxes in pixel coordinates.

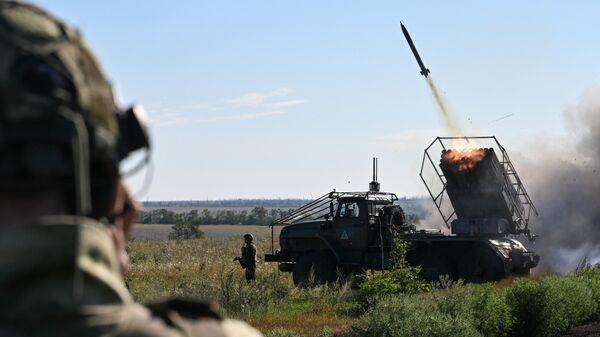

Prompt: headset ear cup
[117,105,150,161]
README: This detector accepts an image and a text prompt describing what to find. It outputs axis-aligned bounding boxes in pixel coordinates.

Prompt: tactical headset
[0,2,150,219]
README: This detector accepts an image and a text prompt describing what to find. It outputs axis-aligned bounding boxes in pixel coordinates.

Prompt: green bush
[471,285,514,337]
[168,222,204,240]
[506,276,596,337]
[355,240,428,306]
[577,267,600,317]
[435,284,513,337]
[350,295,482,337]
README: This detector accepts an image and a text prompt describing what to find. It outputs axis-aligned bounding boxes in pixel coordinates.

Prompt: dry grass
[125,237,353,337]
[249,305,353,336]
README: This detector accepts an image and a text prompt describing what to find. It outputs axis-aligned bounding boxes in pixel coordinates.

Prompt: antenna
[373,158,377,182]
[369,157,380,192]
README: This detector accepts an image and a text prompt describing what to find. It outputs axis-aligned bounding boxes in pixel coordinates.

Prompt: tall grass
[126,237,292,316]
[126,237,354,336]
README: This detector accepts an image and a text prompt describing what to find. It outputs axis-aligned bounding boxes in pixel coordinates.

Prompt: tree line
[138,207,295,226]
[142,199,310,208]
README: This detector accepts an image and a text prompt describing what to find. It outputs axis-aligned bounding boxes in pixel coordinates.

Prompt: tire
[292,253,313,286]
[292,251,339,286]
[457,246,505,282]
[418,252,457,282]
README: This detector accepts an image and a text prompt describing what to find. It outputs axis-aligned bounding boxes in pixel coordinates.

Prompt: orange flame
[442,148,486,172]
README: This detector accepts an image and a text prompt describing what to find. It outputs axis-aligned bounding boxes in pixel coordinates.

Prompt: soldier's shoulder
[115,299,261,337]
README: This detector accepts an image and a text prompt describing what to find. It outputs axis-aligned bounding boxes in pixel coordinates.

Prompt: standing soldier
[234,233,258,282]
[0,2,261,337]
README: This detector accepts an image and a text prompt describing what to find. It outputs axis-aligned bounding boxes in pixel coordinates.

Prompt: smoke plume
[425,76,463,136]
[523,87,600,273]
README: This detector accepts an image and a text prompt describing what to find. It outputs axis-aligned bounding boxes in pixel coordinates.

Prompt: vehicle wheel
[292,251,339,286]
[312,251,339,284]
[419,252,457,282]
[457,246,505,282]
[292,253,313,287]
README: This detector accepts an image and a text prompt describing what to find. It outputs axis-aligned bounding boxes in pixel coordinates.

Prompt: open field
[126,237,600,337]
[125,237,354,336]
[132,224,283,240]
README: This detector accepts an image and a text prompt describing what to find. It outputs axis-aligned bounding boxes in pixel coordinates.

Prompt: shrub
[168,222,204,240]
[355,240,429,306]
[577,266,600,317]
[350,295,482,337]
[506,276,596,337]
[471,285,513,337]
[435,284,513,337]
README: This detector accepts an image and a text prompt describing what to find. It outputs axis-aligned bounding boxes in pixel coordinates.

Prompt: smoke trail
[522,87,600,273]
[425,76,463,136]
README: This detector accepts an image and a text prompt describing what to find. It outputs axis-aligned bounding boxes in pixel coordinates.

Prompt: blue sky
[34,1,600,200]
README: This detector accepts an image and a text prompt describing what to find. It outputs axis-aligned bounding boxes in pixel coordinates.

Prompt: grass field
[126,235,600,337]
[126,236,355,336]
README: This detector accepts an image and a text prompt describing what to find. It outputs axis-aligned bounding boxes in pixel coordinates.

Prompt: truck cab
[265,189,402,285]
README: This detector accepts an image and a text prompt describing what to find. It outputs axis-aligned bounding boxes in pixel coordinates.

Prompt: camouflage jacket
[241,244,257,269]
[0,216,262,337]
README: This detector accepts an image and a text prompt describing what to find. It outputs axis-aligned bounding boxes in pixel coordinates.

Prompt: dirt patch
[563,321,600,337]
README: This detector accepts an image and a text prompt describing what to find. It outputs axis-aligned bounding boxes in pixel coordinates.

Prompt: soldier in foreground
[234,234,258,282]
[0,2,261,336]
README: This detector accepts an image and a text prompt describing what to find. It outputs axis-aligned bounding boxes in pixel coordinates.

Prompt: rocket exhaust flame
[441,148,486,172]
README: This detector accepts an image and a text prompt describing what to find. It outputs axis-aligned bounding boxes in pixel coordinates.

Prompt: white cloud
[227,88,293,108]
[147,87,303,127]
[150,110,287,126]
[208,110,287,122]
[266,99,306,109]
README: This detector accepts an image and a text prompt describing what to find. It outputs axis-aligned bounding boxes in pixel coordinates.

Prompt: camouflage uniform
[236,234,257,282]
[241,242,257,282]
[0,2,262,337]
[0,216,261,337]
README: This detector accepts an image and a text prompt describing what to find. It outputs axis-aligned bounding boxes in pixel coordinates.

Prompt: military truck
[265,136,539,285]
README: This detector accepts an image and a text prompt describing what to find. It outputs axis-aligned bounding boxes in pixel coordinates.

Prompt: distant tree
[248,206,268,225]
[201,209,212,224]
[138,206,316,226]
[168,222,204,240]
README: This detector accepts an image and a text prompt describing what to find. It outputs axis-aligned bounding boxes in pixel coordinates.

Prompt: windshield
[338,201,360,218]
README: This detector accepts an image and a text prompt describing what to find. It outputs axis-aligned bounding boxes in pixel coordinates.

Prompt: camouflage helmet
[244,234,253,242]
[0,2,149,217]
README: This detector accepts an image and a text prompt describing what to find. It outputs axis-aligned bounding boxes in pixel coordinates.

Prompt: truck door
[330,200,367,262]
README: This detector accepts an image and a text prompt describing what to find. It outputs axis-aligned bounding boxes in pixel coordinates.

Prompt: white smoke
[522,87,600,273]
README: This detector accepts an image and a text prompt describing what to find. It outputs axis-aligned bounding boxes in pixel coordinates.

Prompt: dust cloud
[523,87,600,273]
